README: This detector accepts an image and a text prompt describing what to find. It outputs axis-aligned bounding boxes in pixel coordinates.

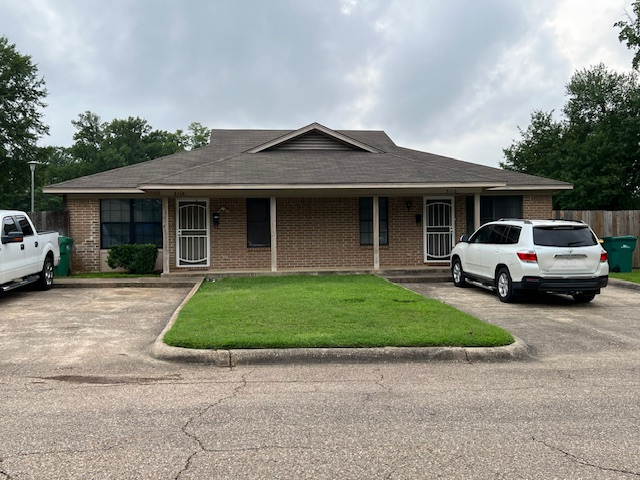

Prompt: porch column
[162,196,170,274]
[373,194,380,271]
[270,197,277,272]
[474,193,481,232]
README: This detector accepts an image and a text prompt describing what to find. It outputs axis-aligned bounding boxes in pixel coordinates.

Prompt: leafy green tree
[185,122,211,149]
[68,112,185,177]
[0,36,49,209]
[502,64,640,210]
[615,1,640,70]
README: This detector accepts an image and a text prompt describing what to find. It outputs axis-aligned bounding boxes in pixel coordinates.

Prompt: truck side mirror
[1,232,24,244]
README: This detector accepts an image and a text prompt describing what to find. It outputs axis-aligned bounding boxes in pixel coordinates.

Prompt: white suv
[450,219,609,303]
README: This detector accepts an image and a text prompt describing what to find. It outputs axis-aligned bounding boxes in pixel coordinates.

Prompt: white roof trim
[487,184,572,191]
[138,182,506,191]
[43,187,146,194]
[247,122,381,154]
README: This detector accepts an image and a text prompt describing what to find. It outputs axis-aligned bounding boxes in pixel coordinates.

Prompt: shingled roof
[44,122,571,195]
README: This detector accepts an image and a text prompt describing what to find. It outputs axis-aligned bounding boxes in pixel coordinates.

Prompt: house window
[100,199,162,248]
[465,195,523,235]
[359,197,388,245]
[247,198,270,247]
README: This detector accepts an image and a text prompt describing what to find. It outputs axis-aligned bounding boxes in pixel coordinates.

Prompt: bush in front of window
[107,244,158,274]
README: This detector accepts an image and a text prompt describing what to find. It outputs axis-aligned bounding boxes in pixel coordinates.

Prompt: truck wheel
[38,256,54,290]
[451,258,468,288]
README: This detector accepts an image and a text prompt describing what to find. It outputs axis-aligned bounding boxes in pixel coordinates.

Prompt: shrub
[107,244,158,274]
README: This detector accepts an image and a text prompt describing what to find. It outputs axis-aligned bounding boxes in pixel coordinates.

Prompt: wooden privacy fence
[553,210,639,269]
[27,211,70,237]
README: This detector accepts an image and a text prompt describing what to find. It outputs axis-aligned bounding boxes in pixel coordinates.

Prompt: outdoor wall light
[212,212,220,228]
[415,214,422,226]
[405,200,413,211]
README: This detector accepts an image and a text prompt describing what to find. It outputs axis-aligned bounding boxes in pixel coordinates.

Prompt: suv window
[470,224,521,245]
[533,226,597,247]
[16,215,34,236]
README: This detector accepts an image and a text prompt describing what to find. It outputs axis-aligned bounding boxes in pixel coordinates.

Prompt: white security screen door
[177,199,209,267]
[424,198,454,262]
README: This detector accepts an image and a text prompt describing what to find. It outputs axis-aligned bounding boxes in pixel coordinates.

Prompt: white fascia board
[139,182,506,191]
[487,184,573,191]
[247,122,381,153]
[42,187,146,194]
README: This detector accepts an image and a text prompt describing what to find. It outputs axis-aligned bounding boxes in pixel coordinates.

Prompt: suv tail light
[517,251,538,263]
[600,251,608,262]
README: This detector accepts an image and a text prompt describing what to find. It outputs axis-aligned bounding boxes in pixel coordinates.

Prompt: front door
[424,198,454,262]
[176,199,209,267]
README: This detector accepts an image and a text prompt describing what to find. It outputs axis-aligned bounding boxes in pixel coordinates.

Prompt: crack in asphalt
[532,436,640,476]
[175,371,252,479]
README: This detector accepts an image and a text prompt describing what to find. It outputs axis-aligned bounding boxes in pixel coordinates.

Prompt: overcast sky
[1,0,635,167]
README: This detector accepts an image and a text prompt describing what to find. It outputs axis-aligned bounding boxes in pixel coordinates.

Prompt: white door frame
[176,198,210,268]
[423,196,455,263]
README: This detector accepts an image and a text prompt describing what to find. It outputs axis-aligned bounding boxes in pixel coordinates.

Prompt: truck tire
[38,256,54,290]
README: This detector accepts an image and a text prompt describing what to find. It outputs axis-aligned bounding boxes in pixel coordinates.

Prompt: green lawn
[610,270,640,284]
[163,275,514,349]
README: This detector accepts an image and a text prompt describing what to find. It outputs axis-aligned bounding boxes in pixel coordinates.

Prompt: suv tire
[496,267,515,303]
[451,258,468,288]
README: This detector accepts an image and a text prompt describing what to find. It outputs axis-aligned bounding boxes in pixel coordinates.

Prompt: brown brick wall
[67,197,100,272]
[66,193,555,273]
[523,194,553,219]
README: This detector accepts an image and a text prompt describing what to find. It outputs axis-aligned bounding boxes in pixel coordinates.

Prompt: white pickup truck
[0,210,60,292]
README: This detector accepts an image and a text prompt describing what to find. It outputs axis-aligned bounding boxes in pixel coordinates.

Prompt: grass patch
[610,270,640,284]
[163,275,514,349]
[70,272,161,278]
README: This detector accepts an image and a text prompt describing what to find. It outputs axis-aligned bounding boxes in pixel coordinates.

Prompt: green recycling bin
[54,236,74,277]
[601,235,637,273]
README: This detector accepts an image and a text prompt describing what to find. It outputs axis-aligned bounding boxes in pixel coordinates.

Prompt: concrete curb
[150,278,534,366]
[54,277,203,289]
[608,278,640,291]
[152,337,533,366]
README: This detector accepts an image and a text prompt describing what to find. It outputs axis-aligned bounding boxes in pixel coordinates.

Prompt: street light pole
[27,161,38,213]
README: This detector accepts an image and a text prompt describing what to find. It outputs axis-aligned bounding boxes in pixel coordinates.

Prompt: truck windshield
[533,226,597,247]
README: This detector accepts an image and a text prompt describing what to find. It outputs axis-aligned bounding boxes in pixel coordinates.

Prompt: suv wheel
[572,293,596,303]
[496,268,515,303]
[451,258,467,288]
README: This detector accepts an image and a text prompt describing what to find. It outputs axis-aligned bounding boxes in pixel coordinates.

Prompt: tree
[615,1,640,70]
[185,122,211,150]
[502,64,640,210]
[0,36,49,209]
[68,112,185,177]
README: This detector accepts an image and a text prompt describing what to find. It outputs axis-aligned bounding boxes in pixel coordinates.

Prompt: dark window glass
[469,225,492,244]
[533,226,597,247]
[16,216,34,236]
[504,226,521,244]
[466,195,523,234]
[2,217,18,235]
[359,197,388,245]
[100,199,163,248]
[247,198,270,247]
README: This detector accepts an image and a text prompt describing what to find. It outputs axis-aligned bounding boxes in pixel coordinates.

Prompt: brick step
[382,273,452,284]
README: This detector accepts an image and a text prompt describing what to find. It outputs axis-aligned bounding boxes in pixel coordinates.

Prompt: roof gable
[247,122,381,153]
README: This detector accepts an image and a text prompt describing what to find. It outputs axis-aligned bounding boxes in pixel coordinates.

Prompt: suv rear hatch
[533,225,602,274]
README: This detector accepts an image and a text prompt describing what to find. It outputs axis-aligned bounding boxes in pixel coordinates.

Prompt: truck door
[0,216,26,282]
[15,215,39,273]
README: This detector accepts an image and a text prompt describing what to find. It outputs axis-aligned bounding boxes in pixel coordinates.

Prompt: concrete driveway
[0,286,192,376]
[404,282,640,360]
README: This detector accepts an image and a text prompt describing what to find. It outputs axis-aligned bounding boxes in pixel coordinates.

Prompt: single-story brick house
[44,123,571,274]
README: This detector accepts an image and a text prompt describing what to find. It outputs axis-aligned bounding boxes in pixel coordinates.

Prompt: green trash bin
[601,235,637,273]
[54,236,74,277]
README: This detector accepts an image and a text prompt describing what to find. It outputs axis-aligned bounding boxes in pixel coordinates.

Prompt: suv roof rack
[497,218,532,224]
